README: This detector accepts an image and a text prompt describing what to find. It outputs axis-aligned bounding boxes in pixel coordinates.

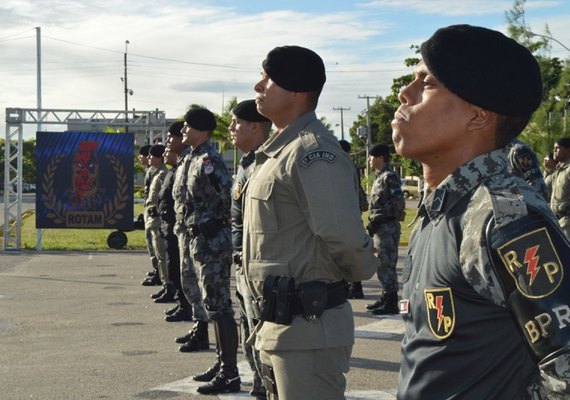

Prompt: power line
[0,28,35,42]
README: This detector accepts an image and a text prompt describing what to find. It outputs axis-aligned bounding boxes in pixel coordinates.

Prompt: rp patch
[424,288,455,340]
[497,227,563,299]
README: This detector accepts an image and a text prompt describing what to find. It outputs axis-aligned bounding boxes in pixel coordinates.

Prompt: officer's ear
[466,107,497,133]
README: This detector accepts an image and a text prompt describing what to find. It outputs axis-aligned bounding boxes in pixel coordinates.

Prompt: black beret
[262,45,326,92]
[232,100,271,122]
[420,24,542,116]
[168,121,185,137]
[369,144,389,158]
[183,108,217,131]
[149,144,165,158]
[139,144,151,156]
[338,139,351,153]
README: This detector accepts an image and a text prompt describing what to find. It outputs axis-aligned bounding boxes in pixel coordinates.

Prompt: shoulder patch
[424,288,455,340]
[298,150,337,168]
[202,156,214,174]
[497,227,563,299]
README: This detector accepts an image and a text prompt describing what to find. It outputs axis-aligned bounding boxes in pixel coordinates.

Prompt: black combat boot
[197,314,240,394]
[179,320,209,352]
[154,283,177,303]
[193,322,221,382]
[370,291,399,315]
[349,281,364,299]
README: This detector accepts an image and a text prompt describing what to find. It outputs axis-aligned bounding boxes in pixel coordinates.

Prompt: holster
[189,218,226,239]
[260,276,347,325]
[260,275,294,325]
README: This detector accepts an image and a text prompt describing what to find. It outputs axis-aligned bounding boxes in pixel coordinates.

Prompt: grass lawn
[11,204,419,251]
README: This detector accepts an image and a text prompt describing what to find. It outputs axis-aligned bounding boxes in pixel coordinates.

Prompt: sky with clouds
[1,0,570,140]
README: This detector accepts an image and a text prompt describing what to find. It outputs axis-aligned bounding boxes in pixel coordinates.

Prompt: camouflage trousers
[188,227,234,321]
[176,230,207,321]
[145,225,158,270]
[372,221,401,293]
[236,268,265,395]
[149,226,169,285]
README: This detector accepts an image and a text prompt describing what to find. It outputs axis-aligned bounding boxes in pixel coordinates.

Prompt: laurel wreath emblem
[42,154,66,224]
[41,153,130,226]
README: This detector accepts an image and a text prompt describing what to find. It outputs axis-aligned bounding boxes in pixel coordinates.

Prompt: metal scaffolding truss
[3,107,167,251]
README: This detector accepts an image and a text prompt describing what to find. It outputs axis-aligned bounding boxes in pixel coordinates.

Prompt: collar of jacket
[420,146,510,222]
[257,111,317,159]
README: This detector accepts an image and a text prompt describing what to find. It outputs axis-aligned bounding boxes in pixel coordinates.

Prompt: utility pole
[358,95,378,192]
[333,106,350,140]
[123,40,130,133]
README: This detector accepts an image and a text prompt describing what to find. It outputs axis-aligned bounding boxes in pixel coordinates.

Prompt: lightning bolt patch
[524,245,540,285]
[435,296,444,330]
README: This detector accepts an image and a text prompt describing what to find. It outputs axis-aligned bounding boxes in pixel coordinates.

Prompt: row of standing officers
[140,24,570,400]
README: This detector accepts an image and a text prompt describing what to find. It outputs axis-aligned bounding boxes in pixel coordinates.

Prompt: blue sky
[1,0,570,140]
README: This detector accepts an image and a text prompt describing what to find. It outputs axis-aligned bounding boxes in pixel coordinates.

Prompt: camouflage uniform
[368,164,405,294]
[144,166,159,273]
[185,140,233,317]
[231,149,265,397]
[507,139,549,201]
[398,147,570,399]
[172,147,207,321]
[550,159,570,237]
[145,164,169,285]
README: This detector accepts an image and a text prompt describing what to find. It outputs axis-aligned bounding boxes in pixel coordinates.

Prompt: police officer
[139,144,161,287]
[229,99,272,399]
[365,143,405,315]
[339,139,368,300]
[155,122,185,304]
[145,144,175,301]
[243,46,380,400]
[507,139,549,201]
[182,108,240,395]
[550,137,570,237]
[393,25,570,398]
[170,116,210,353]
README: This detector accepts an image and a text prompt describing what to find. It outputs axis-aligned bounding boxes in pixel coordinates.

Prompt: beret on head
[369,143,389,158]
[183,108,217,131]
[420,24,543,116]
[262,45,326,92]
[232,100,271,123]
[139,144,151,156]
[168,121,185,137]
[338,139,351,153]
[149,144,165,158]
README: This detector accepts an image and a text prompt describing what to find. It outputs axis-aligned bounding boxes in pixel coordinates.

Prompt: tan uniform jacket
[243,111,380,351]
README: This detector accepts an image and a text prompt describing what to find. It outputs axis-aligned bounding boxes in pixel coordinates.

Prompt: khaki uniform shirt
[243,111,380,351]
[550,160,570,218]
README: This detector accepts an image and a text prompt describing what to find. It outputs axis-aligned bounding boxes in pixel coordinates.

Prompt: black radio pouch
[260,275,295,325]
[297,281,328,321]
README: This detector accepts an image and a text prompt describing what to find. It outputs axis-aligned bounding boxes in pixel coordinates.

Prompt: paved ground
[0,250,404,400]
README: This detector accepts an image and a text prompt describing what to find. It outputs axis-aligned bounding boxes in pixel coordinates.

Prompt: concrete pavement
[0,250,403,400]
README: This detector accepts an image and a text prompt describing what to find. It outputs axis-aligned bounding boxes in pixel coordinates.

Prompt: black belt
[290,281,347,319]
[189,218,227,239]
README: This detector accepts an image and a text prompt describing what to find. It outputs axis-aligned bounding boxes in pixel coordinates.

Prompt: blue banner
[35,132,134,229]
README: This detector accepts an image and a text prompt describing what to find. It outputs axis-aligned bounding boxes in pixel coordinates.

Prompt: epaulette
[299,130,319,151]
[485,177,528,229]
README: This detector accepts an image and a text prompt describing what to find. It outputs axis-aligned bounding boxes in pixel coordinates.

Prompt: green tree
[506,0,570,157]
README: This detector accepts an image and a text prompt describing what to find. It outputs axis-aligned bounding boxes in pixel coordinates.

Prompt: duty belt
[189,218,227,239]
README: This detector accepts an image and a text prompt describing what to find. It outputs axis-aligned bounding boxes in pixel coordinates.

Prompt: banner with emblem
[35,132,134,229]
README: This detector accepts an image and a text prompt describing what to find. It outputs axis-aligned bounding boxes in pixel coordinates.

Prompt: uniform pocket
[248,177,278,233]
